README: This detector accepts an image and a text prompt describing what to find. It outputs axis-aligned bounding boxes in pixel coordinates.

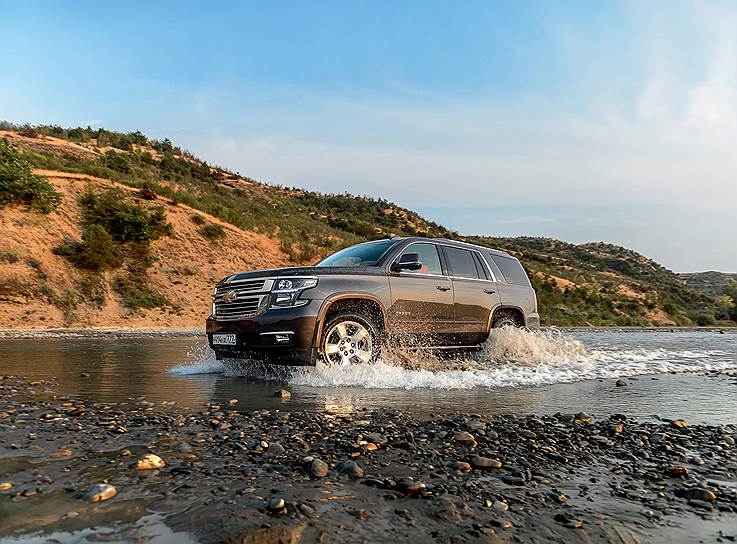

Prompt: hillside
[680,271,737,295]
[1,122,733,328]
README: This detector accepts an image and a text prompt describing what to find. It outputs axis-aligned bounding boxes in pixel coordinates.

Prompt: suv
[206,237,539,366]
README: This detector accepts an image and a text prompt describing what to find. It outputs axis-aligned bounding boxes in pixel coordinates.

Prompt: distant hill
[1,122,733,328]
[680,271,737,296]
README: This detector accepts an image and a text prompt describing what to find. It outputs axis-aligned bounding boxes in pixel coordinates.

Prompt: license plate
[212,333,236,346]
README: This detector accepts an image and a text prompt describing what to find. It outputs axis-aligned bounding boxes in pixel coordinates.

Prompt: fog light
[275,334,291,344]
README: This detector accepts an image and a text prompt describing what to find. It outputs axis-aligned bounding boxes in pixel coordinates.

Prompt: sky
[1,0,736,272]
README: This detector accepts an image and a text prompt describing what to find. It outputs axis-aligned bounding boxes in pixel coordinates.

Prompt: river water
[1,329,736,424]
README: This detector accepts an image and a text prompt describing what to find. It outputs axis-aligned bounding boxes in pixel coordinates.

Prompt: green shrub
[190,213,206,225]
[694,312,716,326]
[0,249,20,263]
[198,222,226,243]
[25,257,47,279]
[0,139,62,213]
[113,277,168,309]
[79,186,172,243]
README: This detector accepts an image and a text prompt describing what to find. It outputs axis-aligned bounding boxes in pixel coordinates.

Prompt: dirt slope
[0,170,289,329]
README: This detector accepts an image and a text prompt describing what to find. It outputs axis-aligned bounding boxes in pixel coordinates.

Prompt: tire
[492,309,524,329]
[321,312,381,365]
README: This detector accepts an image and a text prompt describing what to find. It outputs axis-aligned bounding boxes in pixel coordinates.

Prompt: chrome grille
[215,279,266,295]
[213,294,266,320]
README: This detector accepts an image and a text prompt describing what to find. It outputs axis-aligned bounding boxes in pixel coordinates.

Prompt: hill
[1,122,733,328]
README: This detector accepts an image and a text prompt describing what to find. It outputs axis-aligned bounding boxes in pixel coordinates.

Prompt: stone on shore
[137,454,166,470]
[86,483,117,502]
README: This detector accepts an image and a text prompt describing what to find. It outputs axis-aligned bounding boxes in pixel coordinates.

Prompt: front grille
[215,279,265,295]
[213,294,266,320]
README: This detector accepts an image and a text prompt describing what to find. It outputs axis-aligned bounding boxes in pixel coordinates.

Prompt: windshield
[317,240,396,267]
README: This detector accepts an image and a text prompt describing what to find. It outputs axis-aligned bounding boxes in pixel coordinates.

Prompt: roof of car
[386,236,515,259]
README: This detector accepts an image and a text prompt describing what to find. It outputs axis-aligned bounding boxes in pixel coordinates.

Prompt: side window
[444,247,481,279]
[492,255,531,286]
[397,243,443,275]
[472,252,491,280]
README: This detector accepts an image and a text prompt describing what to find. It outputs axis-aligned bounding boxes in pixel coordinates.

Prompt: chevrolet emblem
[221,290,238,302]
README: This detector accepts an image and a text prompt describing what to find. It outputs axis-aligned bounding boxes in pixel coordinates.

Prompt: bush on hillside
[198,222,226,243]
[79,186,172,243]
[0,139,62,213]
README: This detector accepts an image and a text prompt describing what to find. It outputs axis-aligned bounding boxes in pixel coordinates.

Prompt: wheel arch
[314,294,388,347]
[487,305,526,331]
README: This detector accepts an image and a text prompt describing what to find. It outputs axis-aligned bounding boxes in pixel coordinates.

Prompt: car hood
[218,266,384,285]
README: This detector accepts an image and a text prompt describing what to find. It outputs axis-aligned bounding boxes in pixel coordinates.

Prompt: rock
[574,412,592,424]
[616,379,627,387]
[274,389,291,399]
[688,499,713,511]
[502,474,526,486]
[671,420,689,428]
[337,460,364,479]
[49,449,73,458]
[307,458,328,478]
[0,483,12,491]
[79,373,90,378]
[61,511,79,520]
[470,456,502,469]
[228,398,238,404]
[723,436,735,446]
[686,488,717,502]
[467,420,486,431]
[137,454,166,470]
[491,500,509,512]
[666,466,688,477]
[86,483,117,502]
[364,432,388,446]
[267,497,286,513]
[267,442,285,455]
[447,461,472,472]
[453,432,475,442]
[396,478,426,497]
[298,503,315,517]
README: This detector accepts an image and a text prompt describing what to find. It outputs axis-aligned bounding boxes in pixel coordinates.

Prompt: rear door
[441,246,500,336]
[388,242,454,335]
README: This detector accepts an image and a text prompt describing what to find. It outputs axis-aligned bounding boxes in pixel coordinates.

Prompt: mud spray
[170,328,737,390]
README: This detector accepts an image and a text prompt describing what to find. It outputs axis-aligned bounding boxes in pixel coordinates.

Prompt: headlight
[270,277,318,309]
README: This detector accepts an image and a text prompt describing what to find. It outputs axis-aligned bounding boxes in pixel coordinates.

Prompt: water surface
[1,329,735,424]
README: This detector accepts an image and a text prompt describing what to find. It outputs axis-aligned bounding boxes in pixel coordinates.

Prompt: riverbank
[1,375,735,543]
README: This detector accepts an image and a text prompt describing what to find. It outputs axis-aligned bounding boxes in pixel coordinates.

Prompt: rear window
[444,247,481,279]
[491,255,531,286]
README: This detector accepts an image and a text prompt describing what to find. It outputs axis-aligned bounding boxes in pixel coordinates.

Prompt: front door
[388,242,454,337]
[441,246,500,339]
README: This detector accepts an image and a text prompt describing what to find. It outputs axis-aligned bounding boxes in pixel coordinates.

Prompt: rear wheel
[322,312,380,365]
[492,309,524,329]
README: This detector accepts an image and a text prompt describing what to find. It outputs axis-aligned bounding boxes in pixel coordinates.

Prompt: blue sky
[2,1,737,271]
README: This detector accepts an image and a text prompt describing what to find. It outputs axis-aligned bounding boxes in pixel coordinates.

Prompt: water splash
[170,328,737,390]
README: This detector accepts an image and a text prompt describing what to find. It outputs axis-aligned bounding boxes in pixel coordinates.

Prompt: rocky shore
[1,375,736,543]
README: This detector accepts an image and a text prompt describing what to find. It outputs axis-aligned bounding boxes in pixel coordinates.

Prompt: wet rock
[0,482,12,491]
[137,454,166,470]
[86,483,117,502]
[470,456,502,470]
[305,457,328,478]
[686,488,717,502]
[671,420,689,428]
[228,398,238,404]
[447,461,472,472]
[574,412,593,424]
[267,442,285,455]
[298,503,315,517]
[491,500,509,512]
[364,432,388,446]
[502,474,526,486]
[688,499,713,511]
[337,460,364,479]
[79,373,90,378]
[61,511,79,520]
[616,379,627,387]
[666,466,688,477]
[274,389,291,399]
[396,478,426,497]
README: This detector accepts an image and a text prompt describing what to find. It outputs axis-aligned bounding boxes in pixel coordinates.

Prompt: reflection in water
[0,330,736,424]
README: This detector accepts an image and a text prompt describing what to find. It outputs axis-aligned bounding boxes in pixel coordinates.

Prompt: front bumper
[525,312,541,329]
[206,303,319,366]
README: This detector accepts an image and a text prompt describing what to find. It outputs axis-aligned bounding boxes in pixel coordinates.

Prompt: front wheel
[321,312,380,366]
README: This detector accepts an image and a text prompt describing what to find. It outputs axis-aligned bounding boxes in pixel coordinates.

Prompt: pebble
[0,483,12,491]
[137,454,166,470]
[273,389,291,399]
[86,483,117,502]
[447,461,472,472]
[470,456,502,469]
[307,458,329,478]
[686,488,717,502]
[337,460,364,479]
[267,442,285,455]
[616,379,627,387]
[671,420,689,428]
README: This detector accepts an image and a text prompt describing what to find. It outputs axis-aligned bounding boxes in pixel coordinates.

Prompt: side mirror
[392,253,423,272]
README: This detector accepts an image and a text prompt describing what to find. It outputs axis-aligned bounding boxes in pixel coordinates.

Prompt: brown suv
[206,237,539,366]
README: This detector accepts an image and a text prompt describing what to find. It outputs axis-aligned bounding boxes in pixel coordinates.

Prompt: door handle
[483,289,496,294]
[436,285,451,291]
